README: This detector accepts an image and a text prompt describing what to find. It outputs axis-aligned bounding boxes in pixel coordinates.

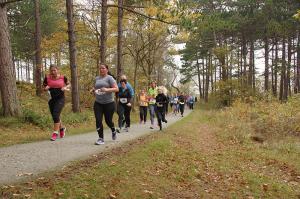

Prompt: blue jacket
[117,82,134,97]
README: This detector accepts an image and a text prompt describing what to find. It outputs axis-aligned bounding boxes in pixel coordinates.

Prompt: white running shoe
[95,138,104,145]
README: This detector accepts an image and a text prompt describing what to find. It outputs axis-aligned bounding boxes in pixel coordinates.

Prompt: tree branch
[107,4,179,26]
[0,0,23,5]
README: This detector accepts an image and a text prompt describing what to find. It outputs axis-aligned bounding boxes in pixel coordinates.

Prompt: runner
[148,81,158,129]
[173,94,179,115]
[43,64,70,141]
[155,86,168,130]
[117,79,132,132]
[178,92,185,117]
[91,63,119,145]
[138,88,148,124]
[118,75,134,128]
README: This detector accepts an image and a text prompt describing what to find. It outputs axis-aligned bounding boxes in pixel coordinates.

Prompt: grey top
[94,75,116,104]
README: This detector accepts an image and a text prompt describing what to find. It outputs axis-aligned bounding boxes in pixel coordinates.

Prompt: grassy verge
[1,108,299,198]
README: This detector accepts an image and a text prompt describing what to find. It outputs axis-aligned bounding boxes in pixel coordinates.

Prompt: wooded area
[0,0,299,116]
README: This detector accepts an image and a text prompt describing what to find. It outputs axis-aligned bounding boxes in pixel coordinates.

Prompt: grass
[1,107,300,198]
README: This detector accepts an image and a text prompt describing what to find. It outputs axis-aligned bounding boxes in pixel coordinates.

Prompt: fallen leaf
[262,184,268,191]
[144,190,153,194]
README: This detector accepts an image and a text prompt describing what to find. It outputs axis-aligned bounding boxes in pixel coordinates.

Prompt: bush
[213,95,300,143]
[22,109,52,129]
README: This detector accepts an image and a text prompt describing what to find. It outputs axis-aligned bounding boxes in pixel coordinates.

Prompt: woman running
[155,86,168,130]
[117,79,132,132]
[43,64,70,141]
[138,89,148,124]
[178,93,185,117]
[91,64,119,145]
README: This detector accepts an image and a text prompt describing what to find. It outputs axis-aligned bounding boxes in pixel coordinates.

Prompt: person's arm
[127,82,135,97]
[43,76,50,91]
[62,76,71,91]
[101,83,119,93]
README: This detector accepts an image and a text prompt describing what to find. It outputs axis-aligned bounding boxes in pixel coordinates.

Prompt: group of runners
[43,63,196,145]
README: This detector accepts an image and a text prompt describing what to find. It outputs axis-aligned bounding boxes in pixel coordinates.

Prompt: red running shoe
[60,127,66,138]
[51,133,58,141]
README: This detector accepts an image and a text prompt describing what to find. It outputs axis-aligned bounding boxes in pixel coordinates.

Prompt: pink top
[45,75,66,88]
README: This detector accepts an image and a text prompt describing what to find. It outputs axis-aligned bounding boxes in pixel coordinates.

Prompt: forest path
[0,109,191,185]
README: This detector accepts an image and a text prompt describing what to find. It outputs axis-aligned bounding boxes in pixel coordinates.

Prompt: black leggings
[139,106,147,122]
[48,98,65,123]
[94,101,116,139]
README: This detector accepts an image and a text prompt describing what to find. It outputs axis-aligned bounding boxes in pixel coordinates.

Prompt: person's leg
[50,98,65,141]
[157,109,162,130]
[117,103,125,129]
[139,106,144,123]
[180,104,184,116]
[93,101,104,139]
[124,105,131,131]
[103,102,117,140]
[143,106,147,123]
[149,105,155,126]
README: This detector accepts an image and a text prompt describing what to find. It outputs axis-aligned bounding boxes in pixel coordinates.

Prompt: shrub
[22,109,52,129]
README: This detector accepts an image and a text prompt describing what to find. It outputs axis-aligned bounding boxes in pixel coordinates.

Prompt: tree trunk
[287,37,291,97]
[274,38,278,96]
[280,38,286,101]
[66,0,80,112]
[196,59,202,99]
[117,0,123,81]
[264,36,269,91]
[296,31,300,93]
[0,5,21,116]
[100,0,107,64]
[248,39,253,88]
[34,0,42,96]
[205,55,211,103]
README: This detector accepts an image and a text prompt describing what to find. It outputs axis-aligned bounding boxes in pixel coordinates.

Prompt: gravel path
[0,110,191,185]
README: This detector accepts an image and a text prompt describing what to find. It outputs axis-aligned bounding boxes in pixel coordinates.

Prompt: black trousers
[94,101,116,139]
[48,97,65,123]
[139,106,147,122]
[118,103,131,128]
[179,104,185,115]
[156,107,166,128]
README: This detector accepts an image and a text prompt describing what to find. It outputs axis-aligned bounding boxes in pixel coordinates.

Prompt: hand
[44,86,50,91]
[61,87,69,91]
[127,103,131,107]
[100,87,108,92]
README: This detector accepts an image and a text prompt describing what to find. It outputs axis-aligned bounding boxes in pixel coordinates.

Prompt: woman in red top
[43,64,70,141]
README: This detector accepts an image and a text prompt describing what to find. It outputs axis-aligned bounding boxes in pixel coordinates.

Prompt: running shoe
[60,127,66,138]
[124,127,129,132]
[112,131,117,140]
[95,138,105,145]
[50,133,58,141]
